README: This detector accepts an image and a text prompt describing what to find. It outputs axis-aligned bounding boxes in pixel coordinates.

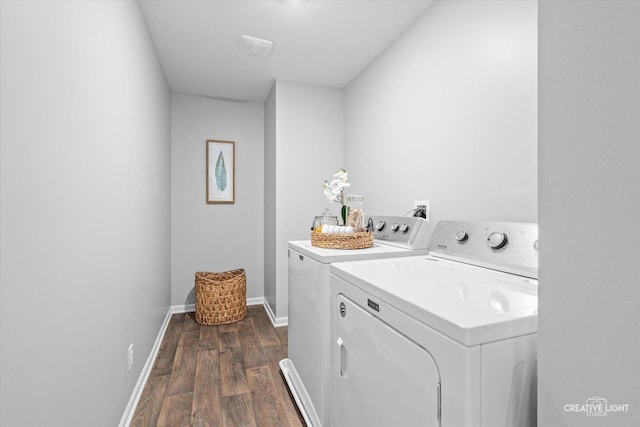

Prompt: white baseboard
[280,358,320,427]
[169,303,195,314]
[262,298,288,327]
[119,297,287,426]
[172,297,288,327]
[118,308,173,427]
[246,296,265,306]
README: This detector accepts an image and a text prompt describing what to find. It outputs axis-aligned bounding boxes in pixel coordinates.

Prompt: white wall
[0,1,171,426]
[345,0,537,226]
[538,1,640,425]
[264,85,278,312]
[171,93,264,305]
[264,80,343,319]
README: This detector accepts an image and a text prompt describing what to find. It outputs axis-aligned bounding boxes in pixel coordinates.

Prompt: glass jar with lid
[313,209,339,233]
[346,194,365,231]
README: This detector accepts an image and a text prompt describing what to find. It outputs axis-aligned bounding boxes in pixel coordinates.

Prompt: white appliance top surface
[331,255,538,346]
[289,240,428,264]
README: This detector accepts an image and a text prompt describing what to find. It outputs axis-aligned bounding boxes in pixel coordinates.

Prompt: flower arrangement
[323,168,350,224]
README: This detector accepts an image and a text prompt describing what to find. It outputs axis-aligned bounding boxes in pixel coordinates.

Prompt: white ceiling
[138,0,435,102]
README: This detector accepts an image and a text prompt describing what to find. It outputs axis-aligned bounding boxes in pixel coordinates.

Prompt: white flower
[333,169,348,182]
[323,168,350,204]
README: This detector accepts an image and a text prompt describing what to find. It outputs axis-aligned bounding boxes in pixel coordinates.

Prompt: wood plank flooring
[131,305,304,427]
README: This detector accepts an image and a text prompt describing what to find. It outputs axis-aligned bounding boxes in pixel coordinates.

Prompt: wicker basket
[194,269,247,325]
[310,231,374,249]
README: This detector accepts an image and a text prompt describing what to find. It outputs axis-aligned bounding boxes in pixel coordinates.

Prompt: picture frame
[206,139,235,204]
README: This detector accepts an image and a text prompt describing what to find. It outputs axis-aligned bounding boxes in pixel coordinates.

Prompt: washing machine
[329,221,538,427]
[280,215,431,427]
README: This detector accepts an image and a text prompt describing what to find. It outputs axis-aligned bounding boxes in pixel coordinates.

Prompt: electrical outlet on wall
[413,200,430,222]
[128,344,133,373]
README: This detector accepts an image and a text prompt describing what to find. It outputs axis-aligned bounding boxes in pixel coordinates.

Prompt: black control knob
[375,221,386,231]
[487,232,508,249]
[399,224,409,233]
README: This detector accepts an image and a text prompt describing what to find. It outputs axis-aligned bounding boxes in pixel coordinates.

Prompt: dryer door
[333,294,441,427]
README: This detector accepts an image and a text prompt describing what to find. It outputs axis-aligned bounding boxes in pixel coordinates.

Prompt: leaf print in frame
[215,151,227,192]
[206,140,235,204]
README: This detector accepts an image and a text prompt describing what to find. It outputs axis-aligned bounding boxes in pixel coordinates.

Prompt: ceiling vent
[238,35,273,57]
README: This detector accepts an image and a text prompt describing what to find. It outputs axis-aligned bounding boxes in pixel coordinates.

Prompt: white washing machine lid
[330,255,538,346]
[288,240,428,264]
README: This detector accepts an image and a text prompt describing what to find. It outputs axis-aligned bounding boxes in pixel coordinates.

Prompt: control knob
[391,223,399,232]
[375,221,386,232]
[399,224,409,233]
[487,231,508,249]
[455,230,468,242]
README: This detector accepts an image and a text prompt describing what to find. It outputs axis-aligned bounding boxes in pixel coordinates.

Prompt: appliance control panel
[428,221,538,279]
[369,215,431,249]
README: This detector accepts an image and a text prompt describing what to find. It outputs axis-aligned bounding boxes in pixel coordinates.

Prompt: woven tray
[194,269,247,325]
[310,231,373,249]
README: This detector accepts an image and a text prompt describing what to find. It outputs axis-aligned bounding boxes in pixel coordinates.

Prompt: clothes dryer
[329,221,538,427]
[280,215,431,427]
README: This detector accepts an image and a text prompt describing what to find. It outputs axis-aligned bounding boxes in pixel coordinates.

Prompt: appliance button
[375,221,386,231]
[455,230,468,242]
[487,232,508,249]
[399,224,409,233]
[391,223,400,232]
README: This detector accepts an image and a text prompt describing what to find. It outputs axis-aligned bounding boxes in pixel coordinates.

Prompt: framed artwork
[206,139,235,204]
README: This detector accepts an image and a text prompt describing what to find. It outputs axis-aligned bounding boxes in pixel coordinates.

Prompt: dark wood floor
[131,305,304,427]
